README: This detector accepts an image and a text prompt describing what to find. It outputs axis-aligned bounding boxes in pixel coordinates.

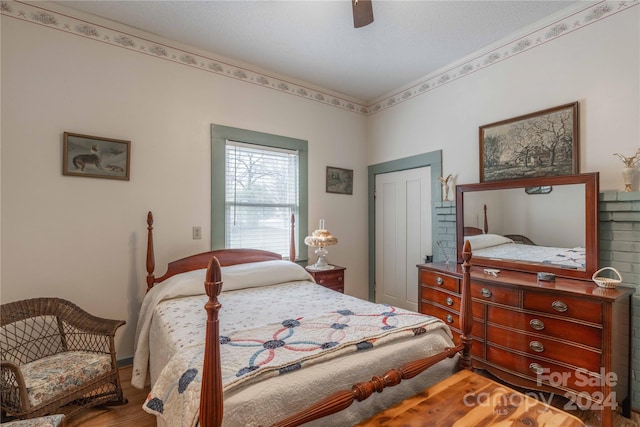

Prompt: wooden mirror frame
[455,172,599,280]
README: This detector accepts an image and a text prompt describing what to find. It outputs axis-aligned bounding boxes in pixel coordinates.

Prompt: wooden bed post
[459,240,473,369]
[271,243,475,427]
[289,214,296,262]
[200,256,224,427]
[146,211,156,292]
[483,204,488,234]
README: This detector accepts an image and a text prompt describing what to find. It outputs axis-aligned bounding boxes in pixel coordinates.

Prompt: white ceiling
[57,0,580,103]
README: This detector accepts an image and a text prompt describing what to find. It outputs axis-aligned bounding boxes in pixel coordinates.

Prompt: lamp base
[310,246,334,270]
[309,262,335,271]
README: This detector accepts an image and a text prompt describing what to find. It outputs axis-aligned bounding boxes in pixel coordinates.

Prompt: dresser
[418,262,633,427]
[305,265,345,293]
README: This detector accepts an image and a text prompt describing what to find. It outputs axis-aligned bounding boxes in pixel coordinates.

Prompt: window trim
[211,124,308,261]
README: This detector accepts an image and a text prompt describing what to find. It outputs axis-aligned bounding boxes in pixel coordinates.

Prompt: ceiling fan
[352,0,374,28]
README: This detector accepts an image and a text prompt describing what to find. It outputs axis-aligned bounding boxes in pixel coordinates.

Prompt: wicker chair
[1,298,127,421]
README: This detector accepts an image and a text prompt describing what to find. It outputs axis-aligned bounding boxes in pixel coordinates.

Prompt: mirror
[456,173,599,280]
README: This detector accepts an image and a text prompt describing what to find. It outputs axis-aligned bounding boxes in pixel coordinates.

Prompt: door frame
[368,150,442,301]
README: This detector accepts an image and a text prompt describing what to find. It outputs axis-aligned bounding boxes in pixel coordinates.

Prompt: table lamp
[304,219,337,270]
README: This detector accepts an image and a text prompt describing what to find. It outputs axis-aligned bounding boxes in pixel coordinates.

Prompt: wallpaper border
[2,0,637,116]
[368,0,639,115]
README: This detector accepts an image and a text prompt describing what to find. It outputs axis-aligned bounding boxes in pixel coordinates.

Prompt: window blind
[225,140,299,258]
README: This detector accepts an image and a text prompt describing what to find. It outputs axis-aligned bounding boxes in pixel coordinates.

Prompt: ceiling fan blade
[352,0,374,28]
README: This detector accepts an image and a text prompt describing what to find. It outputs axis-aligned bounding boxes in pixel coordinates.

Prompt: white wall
[2,2,638,363]
[0,10,368,359]
[367,7,640,192]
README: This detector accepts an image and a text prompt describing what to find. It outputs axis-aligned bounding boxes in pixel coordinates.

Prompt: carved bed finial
[459,239,473,369]
[146,211,155,291]
[200,256,224,427]
[290,214,296,262]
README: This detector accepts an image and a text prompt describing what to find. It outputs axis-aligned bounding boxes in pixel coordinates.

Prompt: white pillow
[221,259,313,291]
[464,233,514,250]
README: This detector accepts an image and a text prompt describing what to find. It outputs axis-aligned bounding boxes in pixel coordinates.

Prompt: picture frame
[63,132,130,180]
[479,102,579,183]
[326,166,353,195]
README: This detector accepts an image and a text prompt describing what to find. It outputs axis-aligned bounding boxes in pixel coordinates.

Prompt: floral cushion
[1,414,65,427]
[20,351,112,408]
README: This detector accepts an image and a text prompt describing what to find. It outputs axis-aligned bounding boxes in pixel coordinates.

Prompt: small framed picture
[63,132,130,180]
[326,166,353,195]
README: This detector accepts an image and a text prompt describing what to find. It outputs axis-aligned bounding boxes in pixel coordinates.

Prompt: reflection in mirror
[464,184,584,253]
[456,173,599,280]
[525,186,552,195]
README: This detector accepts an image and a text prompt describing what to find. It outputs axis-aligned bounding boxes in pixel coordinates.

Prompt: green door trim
[367,150,442,301]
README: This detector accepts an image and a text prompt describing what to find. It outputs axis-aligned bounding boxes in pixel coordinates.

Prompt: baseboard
[117,357,133,367]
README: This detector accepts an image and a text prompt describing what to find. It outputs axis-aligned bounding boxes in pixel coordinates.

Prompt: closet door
[375,167,431,311]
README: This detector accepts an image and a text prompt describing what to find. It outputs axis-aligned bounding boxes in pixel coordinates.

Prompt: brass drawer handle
[529,363,544,375]
[529,319,545,330]
[319,279,325,284]
[445,297,454,306]
[529,341,545,353]
[446,314,454,323]
[481,288,492,298]
[436,277,444,285]
[552,300,568,312]
[338,277,343,282]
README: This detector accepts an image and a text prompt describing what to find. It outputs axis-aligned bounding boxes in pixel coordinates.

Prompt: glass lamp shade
[304,226,337,270]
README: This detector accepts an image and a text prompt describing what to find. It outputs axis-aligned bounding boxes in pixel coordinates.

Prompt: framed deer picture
[63,132,130,180]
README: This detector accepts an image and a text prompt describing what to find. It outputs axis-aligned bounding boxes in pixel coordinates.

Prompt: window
[211,125,308,260]
[225,141,298,254]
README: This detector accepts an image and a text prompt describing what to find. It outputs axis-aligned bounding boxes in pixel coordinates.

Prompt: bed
[133,212,473,427]
[464,205,586,270]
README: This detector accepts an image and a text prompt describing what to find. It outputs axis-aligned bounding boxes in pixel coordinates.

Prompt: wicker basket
[592,267,623,289]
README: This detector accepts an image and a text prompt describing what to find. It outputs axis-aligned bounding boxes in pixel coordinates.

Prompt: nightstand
[305,265,345,293]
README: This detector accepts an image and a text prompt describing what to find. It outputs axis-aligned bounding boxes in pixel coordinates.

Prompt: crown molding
[367,1,638,115]
[1,0,369,115]
[2,1,637,116]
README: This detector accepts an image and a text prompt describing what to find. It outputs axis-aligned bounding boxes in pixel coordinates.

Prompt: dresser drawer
[422,303,459,329]
[420,270,459,293]
[314,270,343,286]
[420,286,458,309]
[421,287,485,319]
[471,282,520,306]
[421,303,484,337]
[486,325,601,371]
[307,266,345,293]
[487,305,602,349]
[523,292,602,324]
[486,346,602,395]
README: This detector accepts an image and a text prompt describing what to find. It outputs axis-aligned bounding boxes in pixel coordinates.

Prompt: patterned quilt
[474,243,586,269]
[144,302,441,426]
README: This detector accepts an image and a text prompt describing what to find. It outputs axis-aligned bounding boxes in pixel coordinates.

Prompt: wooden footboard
[145,211,473,427]
[270,240,473,427]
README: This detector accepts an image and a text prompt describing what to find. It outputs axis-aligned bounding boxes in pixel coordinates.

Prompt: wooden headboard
[145,211,296,291]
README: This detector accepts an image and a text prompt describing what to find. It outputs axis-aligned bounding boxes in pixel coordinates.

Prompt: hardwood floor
[476,370,639,427]
[63,365,638,426]
[66,366,155,427]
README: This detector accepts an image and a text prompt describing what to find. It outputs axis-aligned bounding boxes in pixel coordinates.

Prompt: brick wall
[433,201,457,263]
[599,191,640,408]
